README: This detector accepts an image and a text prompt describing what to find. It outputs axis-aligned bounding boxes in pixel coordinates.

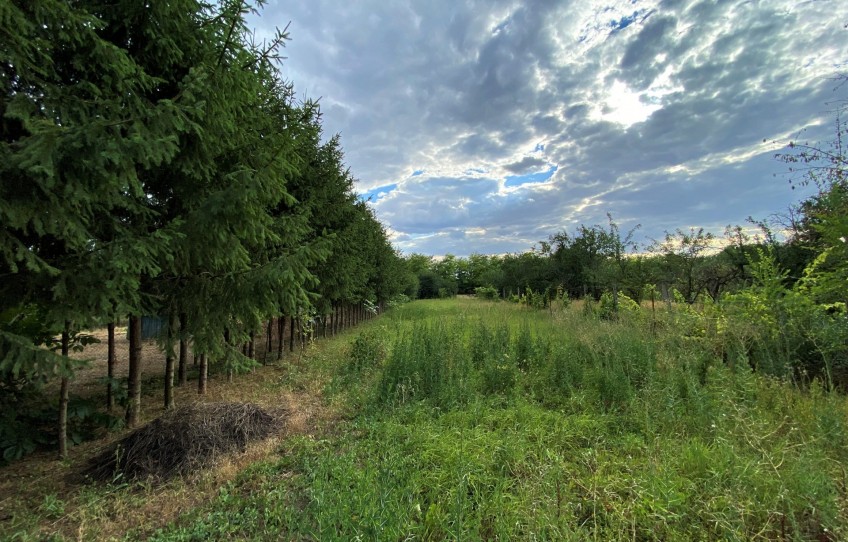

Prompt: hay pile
[87,402,282,482]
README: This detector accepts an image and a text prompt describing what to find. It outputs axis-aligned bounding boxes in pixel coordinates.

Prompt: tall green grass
[147,298,848,541]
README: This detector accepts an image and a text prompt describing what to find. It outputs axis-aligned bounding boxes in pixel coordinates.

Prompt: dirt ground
[66,323,293,394]
[67,326,170,395]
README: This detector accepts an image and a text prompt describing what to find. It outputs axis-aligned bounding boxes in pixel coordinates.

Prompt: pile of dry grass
[86,402,283,482]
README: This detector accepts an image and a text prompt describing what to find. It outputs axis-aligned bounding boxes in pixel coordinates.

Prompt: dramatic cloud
[250,0,848,255]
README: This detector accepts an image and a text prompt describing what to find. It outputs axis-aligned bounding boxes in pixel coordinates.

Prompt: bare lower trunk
[277,316,284,360]
[58,324,70,459]
[661,283,672,310]
[164,312,176,410]
[265,320,272,364]
[198,353,207,395]
[106,322,116,410]
[125,315,142,428]
[178,313,187,386]
[289,315,295,352]
[224,329,233,383]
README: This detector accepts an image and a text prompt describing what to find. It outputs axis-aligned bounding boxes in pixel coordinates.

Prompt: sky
[248,0,848,256]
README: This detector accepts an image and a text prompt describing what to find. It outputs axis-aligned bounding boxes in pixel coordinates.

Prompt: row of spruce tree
[1,1,412,460]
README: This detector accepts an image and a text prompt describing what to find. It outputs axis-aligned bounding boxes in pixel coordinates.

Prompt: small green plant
[557,284,572,309]
[38,493,65,519]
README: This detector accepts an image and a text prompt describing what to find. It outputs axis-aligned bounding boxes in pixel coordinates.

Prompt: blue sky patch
[504,165,558,188]
[610,11,638,32]
[359,183,398,202]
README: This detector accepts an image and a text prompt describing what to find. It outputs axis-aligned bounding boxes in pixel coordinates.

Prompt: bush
[598,291,641,320]
[387,294,411,308]
[520,286,547,309]
[474,285,499,300]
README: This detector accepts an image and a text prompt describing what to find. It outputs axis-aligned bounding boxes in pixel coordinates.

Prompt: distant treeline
[404,221,812,305]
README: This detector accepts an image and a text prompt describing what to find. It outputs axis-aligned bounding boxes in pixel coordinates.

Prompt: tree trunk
[198,353,207,395]
[125,314,142,428]
[277,316,284,360]
[106,322,116,410]
[265,319,272,364]
[289,315,295,352]
[224,329,233,383]
[58,324,70,459]
[164,312,176,410]
[336,304,341,334]
[661,283,672,309]
[178,314,187,386]
[296,318,302,350]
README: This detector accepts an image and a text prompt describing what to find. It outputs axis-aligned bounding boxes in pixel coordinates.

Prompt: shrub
[520,286,547,309]
[474,285,499,300]
[387,294,411,308]
[598,291,641,320]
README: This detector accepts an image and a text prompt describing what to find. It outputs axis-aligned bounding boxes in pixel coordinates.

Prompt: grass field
[4,297,848,540]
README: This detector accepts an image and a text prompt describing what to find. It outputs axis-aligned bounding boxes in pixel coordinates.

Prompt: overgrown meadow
[144,297,847,541]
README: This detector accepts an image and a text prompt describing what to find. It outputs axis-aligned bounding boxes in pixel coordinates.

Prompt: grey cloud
[503,156,549,174]
[250,0,848,255]
[619,15,677,90]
